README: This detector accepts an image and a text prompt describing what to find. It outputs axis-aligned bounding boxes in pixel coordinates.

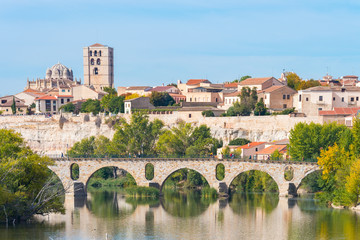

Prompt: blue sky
[1,0,360,96]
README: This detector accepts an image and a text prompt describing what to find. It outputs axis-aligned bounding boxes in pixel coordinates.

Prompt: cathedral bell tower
[83,43,114,91]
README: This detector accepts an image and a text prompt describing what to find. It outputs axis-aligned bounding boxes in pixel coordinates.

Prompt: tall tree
[226,87,257,116]
[11,96,16,114]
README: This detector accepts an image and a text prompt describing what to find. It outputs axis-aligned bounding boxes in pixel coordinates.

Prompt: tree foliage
[156,121,219,157]
[289,122,350,161]
[100,88,125,114]
[150,92,175,107]
[285,72,320,90]
[112,112,164,156]
[60,102,75,113]
[11,96,16,114]
[202,110,215,117]
[232,75,251,83]
[254,98,268,116]
[0,129,65,223]
[226,87,257,116]
[80,99,102,115]
[229,138,250,146]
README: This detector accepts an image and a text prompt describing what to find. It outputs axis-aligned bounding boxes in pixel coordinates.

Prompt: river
[1,189,360,240]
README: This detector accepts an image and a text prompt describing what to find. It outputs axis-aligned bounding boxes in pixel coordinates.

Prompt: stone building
[0,96,28,114]
[25,63,81,91]
[258,85,297,111]
[83,43,114,91]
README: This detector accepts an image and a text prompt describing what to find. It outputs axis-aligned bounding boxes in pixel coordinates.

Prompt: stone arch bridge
[49,158,319,197]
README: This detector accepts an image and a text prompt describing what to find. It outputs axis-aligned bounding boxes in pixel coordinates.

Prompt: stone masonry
[49,158,319,197]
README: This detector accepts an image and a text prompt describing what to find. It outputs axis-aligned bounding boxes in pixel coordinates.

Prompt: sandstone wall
[0,113,323,154]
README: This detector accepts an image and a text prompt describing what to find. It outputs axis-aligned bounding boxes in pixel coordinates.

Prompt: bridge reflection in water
[27,190,360,240]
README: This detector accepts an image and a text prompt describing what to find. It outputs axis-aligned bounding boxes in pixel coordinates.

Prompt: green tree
[254,98,268,116]
[0,129,65,223]
[68,135,116,157]
[202,110,215,117]
[229,138,250,146]
[156,121,217,157]
[60,102,75,113]
[80,99,102,115]
[226,87,258,116]
[101,88,124,114]
[289,122,350,161]
[112,112,164,156]
[352,116,360,156]
[11,96,16,114]
[270,149,283,160]
[150,92,175,106]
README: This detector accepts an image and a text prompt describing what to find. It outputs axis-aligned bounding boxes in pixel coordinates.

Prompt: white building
[294,86,360,116]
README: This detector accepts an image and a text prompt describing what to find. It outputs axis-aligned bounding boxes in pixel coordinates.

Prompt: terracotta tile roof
[24,88,42,93]
[224,91,241,97]
[90,43,104,47]
[186,79,211,85]
[169,93,186,98]
[57,95,73,98]
[224,83,239,88]
[149,86,174,92]
[319,107,360,116]
[259,85,297,94]
[127,86,152,91]
[343,75,358,78]
[257,145,287,155]
[239,77,273,85]
[238,142,266,150]
[35,95,57,100]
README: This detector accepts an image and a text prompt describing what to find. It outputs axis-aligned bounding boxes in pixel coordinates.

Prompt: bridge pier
[278,182,298,197]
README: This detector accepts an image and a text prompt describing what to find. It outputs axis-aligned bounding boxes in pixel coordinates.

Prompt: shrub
[202,110,215,117]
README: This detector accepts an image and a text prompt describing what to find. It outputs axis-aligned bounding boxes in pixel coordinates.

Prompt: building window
[90,51,92,56]
[216,98,218,102]
[351,97,355,102]
[318,108,322,110]
[190,98,192,102]
[283,104,287,108]
[357,97,359,101]
[91,58,94,65]
[97,58,101,65]
[46,100,51,111]
[319,96,323,101]
[52,100,56,111]
[67,99,70,102]
[333,97,335,101]
[255,148,258,152]
[283,95,286,99]
[299,95,301,102]
[99,51,101,56]
[189,114,191,118]
[342,97,344,102]
[62,89,65,92]
[94,50,97,56]
[306,97,309,101]
[61,99,64,104]
[94,68,98,75]
[287,95,290,99]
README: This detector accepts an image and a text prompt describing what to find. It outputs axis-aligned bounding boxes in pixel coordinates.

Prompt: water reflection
[1,190,360,240]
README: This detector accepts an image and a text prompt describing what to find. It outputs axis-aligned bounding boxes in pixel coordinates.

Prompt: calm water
[1,190,360,240]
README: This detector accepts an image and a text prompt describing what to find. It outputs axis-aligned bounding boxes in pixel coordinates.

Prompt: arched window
[94,68,98,75]
[90,58,94,65]
[97,58,101,65]
[94,50,97,56]
[99,51,101,56]
[89,51,92,56]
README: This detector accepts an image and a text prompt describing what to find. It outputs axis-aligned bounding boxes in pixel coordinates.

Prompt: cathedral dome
[46,68,52,79]
[47,62,73,80]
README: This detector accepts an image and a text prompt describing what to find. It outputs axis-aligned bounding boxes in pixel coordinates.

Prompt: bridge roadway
[49,158,319,197]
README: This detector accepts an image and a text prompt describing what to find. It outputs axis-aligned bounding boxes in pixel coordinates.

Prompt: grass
[125,186,160,199]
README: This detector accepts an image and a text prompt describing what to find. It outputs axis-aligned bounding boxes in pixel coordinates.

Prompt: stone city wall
[0,113,324,154]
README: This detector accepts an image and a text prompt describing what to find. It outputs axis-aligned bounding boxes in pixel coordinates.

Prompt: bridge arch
[84,164,139,190]
[159,167,212,192]
[227,169,280,193]
[296,169,322,191]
